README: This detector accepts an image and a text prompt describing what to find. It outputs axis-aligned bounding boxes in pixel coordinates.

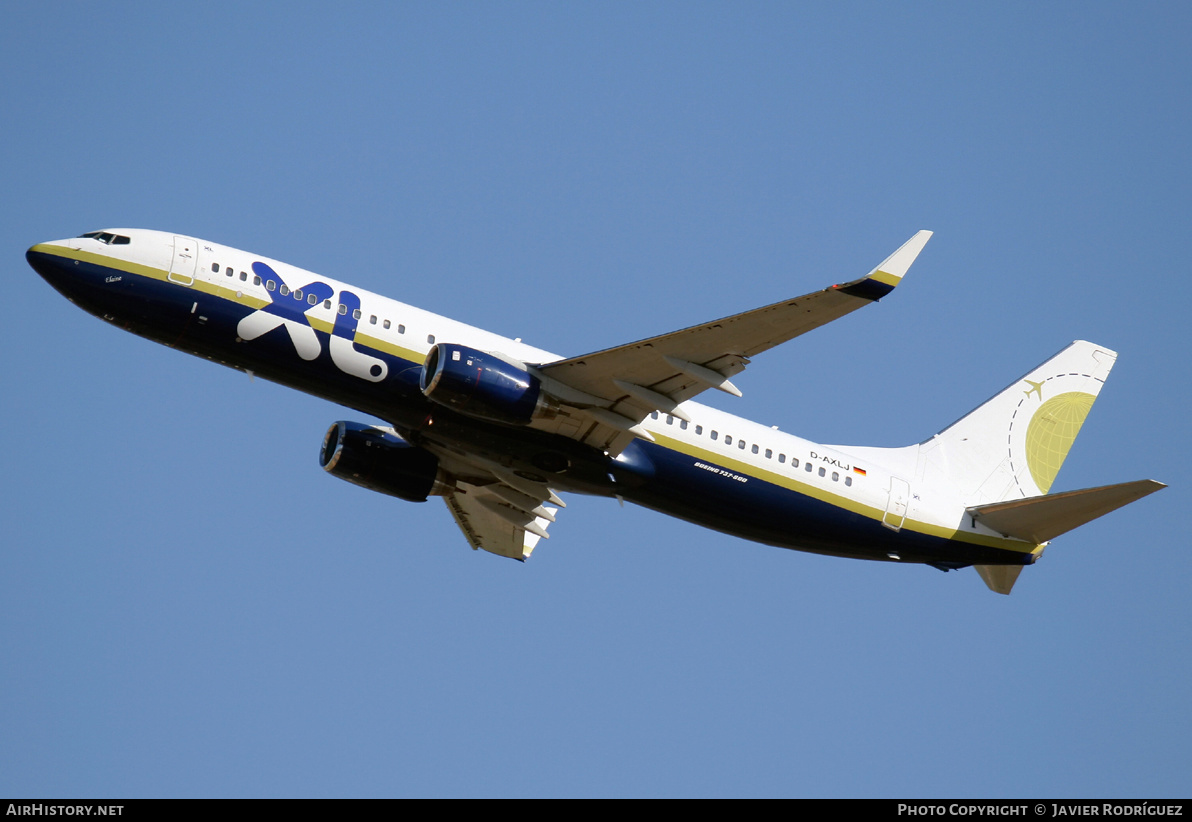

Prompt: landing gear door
[883,477,911,532]
[169,236,197,286]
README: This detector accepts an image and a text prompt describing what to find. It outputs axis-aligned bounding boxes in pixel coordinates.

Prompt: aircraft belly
[619,441,1031,566]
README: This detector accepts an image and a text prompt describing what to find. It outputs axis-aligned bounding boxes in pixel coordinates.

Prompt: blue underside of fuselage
[30,249,1031,568]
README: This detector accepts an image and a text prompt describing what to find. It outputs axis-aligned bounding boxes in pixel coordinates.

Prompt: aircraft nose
[27,241,82,294]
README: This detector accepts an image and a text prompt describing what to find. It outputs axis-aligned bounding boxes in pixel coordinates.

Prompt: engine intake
[320,421,449,502]
[420,343,555,425]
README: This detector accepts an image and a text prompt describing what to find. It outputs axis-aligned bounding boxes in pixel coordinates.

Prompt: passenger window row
[210,261,435,344]
[649,410,855,486]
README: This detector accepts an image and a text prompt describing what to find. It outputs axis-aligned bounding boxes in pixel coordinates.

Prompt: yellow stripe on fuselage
[39,244,431,365]
[649,432,1037,552]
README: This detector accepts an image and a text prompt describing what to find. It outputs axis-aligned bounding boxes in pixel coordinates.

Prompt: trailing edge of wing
[443,480,562,561]
[533,231,932,453]
[967,479,1166,544]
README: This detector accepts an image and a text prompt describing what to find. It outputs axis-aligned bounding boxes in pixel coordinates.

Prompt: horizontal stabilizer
[968,479,1166,544]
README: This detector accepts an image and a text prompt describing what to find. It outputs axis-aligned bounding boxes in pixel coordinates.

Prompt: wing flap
[442,479,562,561]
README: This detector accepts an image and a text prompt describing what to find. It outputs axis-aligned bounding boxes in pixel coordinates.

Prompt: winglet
[836,230,932,301]
[872,230,933,281]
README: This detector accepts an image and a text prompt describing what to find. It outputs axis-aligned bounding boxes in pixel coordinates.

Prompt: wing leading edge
[532,231,933,454]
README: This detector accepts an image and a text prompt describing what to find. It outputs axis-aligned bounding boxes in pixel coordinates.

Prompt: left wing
[442,478,563,561]
[532,231,932,453]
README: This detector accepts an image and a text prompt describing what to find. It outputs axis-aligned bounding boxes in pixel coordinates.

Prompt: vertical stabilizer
[919,341,1117,506]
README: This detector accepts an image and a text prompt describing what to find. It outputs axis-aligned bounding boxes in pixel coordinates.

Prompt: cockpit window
[77,231,130,245]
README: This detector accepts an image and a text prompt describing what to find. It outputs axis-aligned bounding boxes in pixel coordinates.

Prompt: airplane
[26,228,1164,594]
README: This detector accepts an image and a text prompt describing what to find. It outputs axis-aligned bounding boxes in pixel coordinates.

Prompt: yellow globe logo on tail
[1024,391,1096,493]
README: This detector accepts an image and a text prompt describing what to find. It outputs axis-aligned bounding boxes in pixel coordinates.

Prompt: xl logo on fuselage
[235,261,388,382]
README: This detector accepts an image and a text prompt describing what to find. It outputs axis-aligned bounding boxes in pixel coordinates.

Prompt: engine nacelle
[419,343,556,426]
[320,421,449,502]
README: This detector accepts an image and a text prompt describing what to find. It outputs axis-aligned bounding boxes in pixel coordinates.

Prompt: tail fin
[910,340,1165,595]
[919,340,1117,506]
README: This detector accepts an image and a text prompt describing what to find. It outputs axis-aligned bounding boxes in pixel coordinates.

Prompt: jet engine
[420,343,557,426]
[320,421,449,502]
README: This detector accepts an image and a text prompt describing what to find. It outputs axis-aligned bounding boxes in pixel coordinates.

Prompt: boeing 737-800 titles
[27,229,1164,594]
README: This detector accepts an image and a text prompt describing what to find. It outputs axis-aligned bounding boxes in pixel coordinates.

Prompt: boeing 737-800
[26,229,1163,594]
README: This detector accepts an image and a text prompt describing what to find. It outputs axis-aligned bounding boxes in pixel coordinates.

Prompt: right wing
[531,231,933,454]
[426,232,932,556]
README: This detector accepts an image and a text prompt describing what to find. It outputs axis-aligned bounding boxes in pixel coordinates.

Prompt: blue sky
[2,2,1189,798]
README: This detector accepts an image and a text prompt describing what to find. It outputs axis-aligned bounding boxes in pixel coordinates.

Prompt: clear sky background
[2,2,1189,798]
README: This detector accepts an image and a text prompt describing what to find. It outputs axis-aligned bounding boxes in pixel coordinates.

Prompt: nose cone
[27,240,95,303]
[27,241,72,287]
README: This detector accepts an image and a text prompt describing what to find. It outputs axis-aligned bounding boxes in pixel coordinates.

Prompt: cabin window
[370,315,377,325]
[294,289,303,301]
[338,304,347,315]
[666,415,673,425]
[266,280,276,291]
[845,476,853,487]
[353,309,362,320]
[383,319,391,329]
[724,435,732,445]
[212,263,220,273]
[711,431,718,441]
[790,458,797,468]
[765,449,772,459]
[695,425,703,435]
[240,271,248,282]
[280,285,290,296]
[323,299,331,309]
[651,412,659,420]
[739,440,746,450]
[308,293,317,305]
[778,454,786,463]
[805,463,813,472]
[818,467,826,477]
[832,472,839,482]
[751,444,759,454]
[427,334,435,344]
[398,324,405,334]
[254,275,262,286]
[679,420,688,430]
